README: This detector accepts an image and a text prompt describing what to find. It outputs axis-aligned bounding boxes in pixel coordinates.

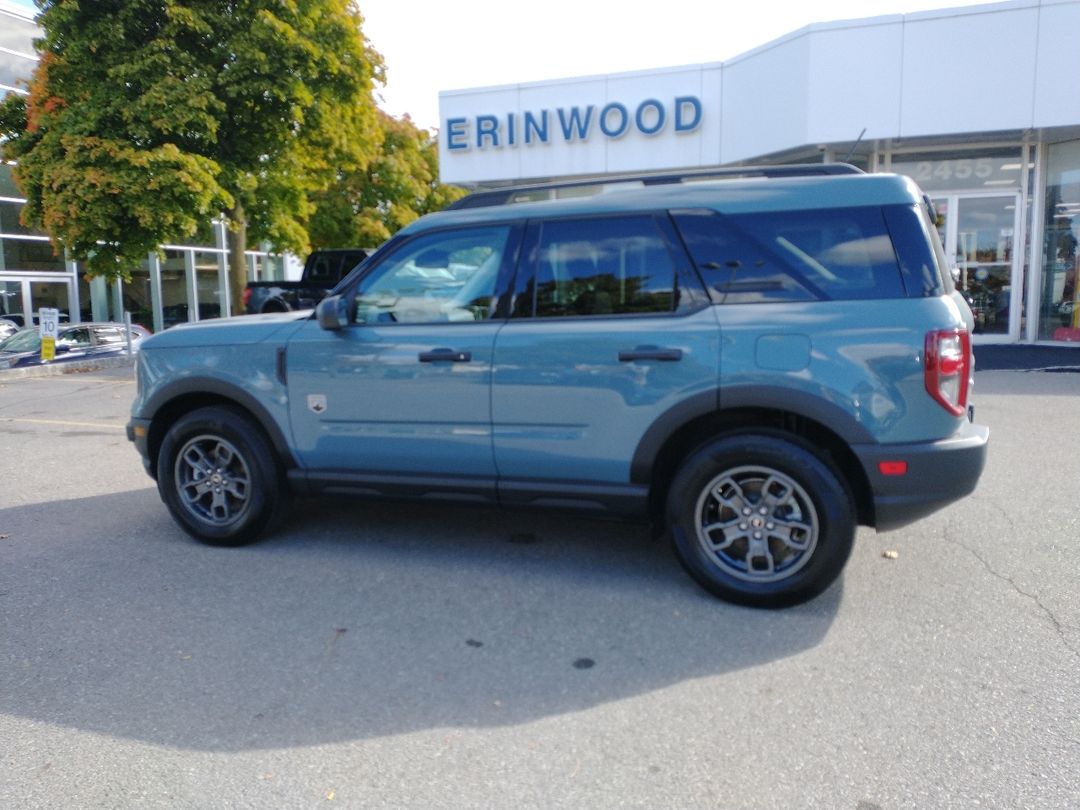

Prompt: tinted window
[307,255,333,283]
[673,210,815,304]
[729,208,905,300]
[674,207,906,302]
[881,203,946,297]
[533,216,676,317]
[58,328,91,348]
[91,326,124,346]
[353,226,508,325]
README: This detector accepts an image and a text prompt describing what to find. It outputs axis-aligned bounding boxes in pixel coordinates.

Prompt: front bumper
[126,417,155,478]
[853,420,990,531]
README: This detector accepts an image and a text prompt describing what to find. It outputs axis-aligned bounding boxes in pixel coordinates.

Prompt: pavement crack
[944,519,1079,664]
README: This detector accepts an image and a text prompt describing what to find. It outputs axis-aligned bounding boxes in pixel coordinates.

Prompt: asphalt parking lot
[0,364,1077,809]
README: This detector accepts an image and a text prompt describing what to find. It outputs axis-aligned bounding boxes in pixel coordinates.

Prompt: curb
[0,354,136,381]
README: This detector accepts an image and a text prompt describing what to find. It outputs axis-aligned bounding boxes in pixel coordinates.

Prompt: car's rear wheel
[157,405,287,546]
[667,433,855,608]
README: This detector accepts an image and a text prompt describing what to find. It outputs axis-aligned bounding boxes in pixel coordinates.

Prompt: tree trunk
[227,199,248,316]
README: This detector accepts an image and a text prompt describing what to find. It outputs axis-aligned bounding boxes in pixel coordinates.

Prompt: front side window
[57,327,91,349]
[352,226,509,325]
[531,216,677,317]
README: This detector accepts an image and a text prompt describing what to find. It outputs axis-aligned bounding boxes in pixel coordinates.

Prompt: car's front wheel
[667,433,855,608]
[156,405,287,546]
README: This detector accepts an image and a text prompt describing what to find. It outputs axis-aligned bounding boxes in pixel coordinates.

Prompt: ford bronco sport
[128,165,988,607]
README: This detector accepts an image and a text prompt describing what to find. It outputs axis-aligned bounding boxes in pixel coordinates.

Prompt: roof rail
[446,163,864,210]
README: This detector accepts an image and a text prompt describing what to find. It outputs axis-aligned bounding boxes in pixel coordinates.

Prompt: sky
[6,0,999,131]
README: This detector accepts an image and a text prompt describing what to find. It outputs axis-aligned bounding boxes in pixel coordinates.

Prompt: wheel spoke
[710,476,750,513]
[770,517,814,551]
[746,535,776,575]
[701,516,745,550]
[760,474,795,513]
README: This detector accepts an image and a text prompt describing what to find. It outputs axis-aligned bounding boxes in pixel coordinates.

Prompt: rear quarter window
[674,206,907,302]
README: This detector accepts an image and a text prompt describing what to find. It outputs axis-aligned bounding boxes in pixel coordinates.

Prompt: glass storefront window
[193,250,225,321]
[122,261,155,331]
[29,280,71,323]
[1,280,25,323]
[1040,140,1080,341]
[1,163,24,198]
[1,237,64,272]
[160,249,190,328]
[0,201,46,237]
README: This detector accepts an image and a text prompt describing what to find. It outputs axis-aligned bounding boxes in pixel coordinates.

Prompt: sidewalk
[0,354,135,381]
[974,344,1080,371]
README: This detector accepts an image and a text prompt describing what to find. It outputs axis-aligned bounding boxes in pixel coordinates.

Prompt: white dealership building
[439,0,1080,344]
[2,0,1079,343]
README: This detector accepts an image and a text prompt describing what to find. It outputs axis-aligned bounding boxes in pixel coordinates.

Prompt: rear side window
[531,216,677,317]
[674,207,906,302]
[91,326,124,346]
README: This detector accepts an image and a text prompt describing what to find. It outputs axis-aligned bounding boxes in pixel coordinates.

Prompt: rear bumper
[853,421,989,531]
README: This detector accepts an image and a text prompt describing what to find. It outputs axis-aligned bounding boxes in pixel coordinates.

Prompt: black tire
[156,405,289,546]
[666,433,855,608]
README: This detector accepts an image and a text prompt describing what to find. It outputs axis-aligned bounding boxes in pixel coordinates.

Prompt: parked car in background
[0,322,148,369]
[242,248,369,315]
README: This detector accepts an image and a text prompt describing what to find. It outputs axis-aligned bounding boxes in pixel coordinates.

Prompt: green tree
[0,0,383,311]
[308,111,466,249]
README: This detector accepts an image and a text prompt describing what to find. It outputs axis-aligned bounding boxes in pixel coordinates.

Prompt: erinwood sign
[438,64,723,184]
[444,95,704,151]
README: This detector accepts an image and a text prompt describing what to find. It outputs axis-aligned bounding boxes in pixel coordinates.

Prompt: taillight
[925,328,971,416]
[241,287,252,308]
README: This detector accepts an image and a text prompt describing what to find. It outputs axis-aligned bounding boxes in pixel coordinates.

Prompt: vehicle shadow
[0,490,841,752]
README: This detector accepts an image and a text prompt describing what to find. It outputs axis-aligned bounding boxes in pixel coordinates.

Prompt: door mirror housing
[317,295,350,331]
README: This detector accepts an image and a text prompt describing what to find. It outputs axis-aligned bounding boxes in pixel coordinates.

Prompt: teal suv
[128,166,988,607]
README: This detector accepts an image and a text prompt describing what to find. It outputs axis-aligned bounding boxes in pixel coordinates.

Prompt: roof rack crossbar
[446,163,864,210]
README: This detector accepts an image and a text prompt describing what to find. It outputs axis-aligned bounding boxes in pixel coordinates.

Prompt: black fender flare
[630,385,877,484]
[143,376,297,469]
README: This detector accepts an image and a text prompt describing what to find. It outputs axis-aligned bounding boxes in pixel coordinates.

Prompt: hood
[144,310,313,349]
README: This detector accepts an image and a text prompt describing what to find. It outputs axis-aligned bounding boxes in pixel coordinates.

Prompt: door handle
[618,347,682,362]
[418,348,472,363]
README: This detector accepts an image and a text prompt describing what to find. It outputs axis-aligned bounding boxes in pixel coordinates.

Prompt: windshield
[0,329,40,352]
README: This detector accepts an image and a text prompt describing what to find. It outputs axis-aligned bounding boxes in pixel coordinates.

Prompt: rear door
[491,213,720,504]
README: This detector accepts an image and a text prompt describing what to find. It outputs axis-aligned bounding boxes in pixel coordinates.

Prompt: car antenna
[841,128,867,164]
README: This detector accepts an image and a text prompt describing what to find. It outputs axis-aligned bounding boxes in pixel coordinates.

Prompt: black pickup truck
[242,248,369,314]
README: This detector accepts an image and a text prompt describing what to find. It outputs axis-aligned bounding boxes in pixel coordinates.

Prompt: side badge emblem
[307,394,327,415]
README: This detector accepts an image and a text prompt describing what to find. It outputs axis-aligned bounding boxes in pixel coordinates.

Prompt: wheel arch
[144,378,296,480]
[635,389,876,527]
[261,298,291,313]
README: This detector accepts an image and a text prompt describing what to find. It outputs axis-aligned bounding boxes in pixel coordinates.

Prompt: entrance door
[931,193,1022,342]
[0,277,74,326]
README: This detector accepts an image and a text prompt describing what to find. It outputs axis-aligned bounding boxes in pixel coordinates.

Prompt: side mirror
[316,295,350,331]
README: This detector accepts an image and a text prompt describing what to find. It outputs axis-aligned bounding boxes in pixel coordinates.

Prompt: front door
[932,193,1022,342]
[285,224,518,486]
